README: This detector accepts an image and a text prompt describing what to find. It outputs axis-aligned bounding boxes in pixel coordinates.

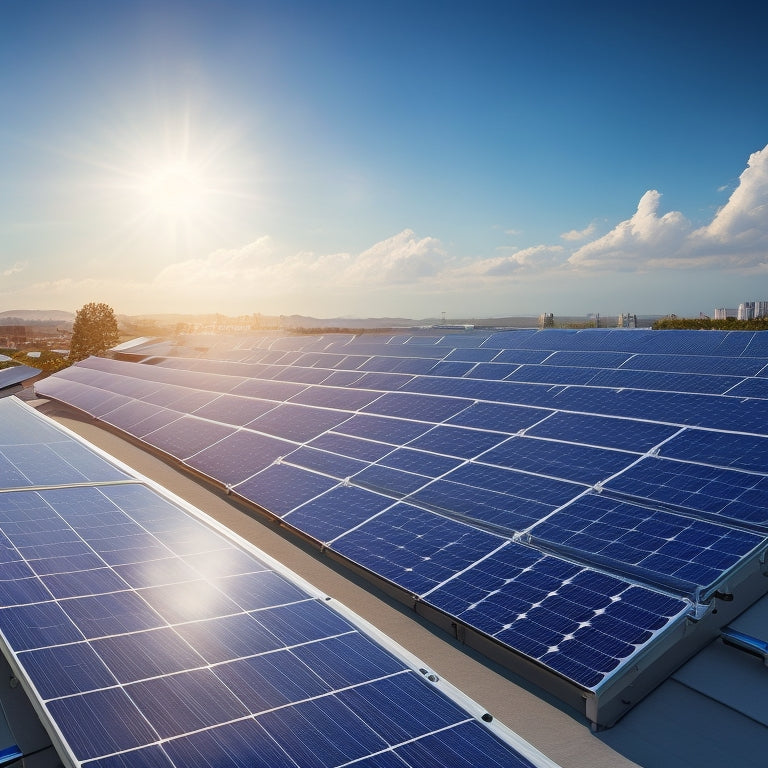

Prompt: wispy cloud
[2,261,27,277]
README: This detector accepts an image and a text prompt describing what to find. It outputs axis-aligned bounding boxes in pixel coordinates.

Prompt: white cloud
[694,145,768,250]
[2,261,26,277]
[154,229,450,295]
[465,245,567,277]
[568,143,768,272]
[560,223,596,241]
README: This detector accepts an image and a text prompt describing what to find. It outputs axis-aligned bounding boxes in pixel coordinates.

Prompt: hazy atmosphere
[2,0,767,319]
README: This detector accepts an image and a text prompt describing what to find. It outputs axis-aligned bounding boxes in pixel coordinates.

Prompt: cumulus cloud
[560,223,596,241]
[695,145,768,250]
[569,143,768,271]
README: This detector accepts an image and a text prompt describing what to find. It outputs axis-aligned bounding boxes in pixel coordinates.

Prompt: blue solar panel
[283,485,393,543]
[0,364,41,390]
[409,476,565,533]
[725,377,768,398]
[588,369,736,395]
[620,353,764,376]
[507,365,597,386]
[230,377,308,401]
[362,391,470,422]
[604,457,768,533]
[334,413,432,443]
[234,463,339,515]
[525,412,678,451]
[288,385,382,410]
[545,350,633,368]
[376,446,463,477]
[447,401,550,433]
[247,403,350,442]
[408,424,507,458]
[481,436,638,484]
[528,493,765,593]
[141,415,236,460]
[0,400,542,768]
[283,445,370,478]
[330,504,504,595]
[0,441,130,487]
[189,393,277,425]
[352,464,432,497]
[307,431,394,462]
[465,363,521,380]
[423,541,689,689]
[186,429,296,485]
[358,355,438,374]
[100,400,181,436]
[660,427,768,472]
[353,371,416,391]
[427,360,476,376]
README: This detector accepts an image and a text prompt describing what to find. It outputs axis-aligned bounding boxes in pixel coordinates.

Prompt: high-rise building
[738,301,756,320]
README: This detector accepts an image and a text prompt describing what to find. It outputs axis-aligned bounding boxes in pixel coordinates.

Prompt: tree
[69,302,120,362]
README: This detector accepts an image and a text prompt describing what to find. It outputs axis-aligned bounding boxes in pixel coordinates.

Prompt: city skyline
[2,1,767,319]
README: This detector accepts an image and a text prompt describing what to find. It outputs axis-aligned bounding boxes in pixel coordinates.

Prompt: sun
[139,160,209,220]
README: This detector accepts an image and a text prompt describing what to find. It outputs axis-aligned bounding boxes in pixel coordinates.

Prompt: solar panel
[0,397,547,768]
[481,436,638,485]
[0,364,41,391]
[604,456,768,533]
[422,541,689,689]
[524,412,678,451]
[33,328,768,729]
[527,492,765,595]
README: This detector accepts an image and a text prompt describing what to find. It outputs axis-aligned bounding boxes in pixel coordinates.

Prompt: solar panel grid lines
[601,455,768,535]
[524,492,767,597]
[420,540,690,691]
[0,401,548,768]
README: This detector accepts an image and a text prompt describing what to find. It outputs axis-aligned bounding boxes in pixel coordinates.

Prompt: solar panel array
[0,397,545,768]
[35,328,768,707]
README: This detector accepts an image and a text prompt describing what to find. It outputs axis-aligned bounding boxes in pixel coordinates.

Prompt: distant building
[539,313,554,328]
[714,307,737,320]
[617,313,637,328]
[735,300,768,320]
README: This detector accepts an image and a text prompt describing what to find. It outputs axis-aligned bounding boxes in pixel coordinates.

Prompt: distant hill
[0,309,75,323]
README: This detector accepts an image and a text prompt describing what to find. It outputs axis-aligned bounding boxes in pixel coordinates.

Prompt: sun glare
[140,161,208,219]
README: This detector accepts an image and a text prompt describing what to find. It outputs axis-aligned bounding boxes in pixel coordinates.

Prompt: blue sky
[2,1,767,319]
